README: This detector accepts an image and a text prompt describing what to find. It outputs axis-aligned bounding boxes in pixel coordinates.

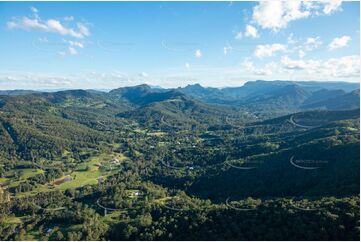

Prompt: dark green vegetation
[0,80,360,240]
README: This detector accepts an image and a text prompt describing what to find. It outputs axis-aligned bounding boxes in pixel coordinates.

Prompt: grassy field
[5,168,44,189]
[8,150,128,196]
[147,131,166,137]
[55,151,127,190]
[1,216,22,224]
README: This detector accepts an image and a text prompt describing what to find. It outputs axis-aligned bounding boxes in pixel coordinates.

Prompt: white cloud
[298,50,306,58]
[223,46,232,55]
[253,67,273,76]
[323,0,342,15]
[252,1,310,31]
[281,56,309,70]
[0,72,74,89]
[305,36,322,50]
[235,31,243,40]
[244,25,258,38]
[241,59,274,76]
[77,23,90,37]
[68,47,77,55]
[306,37,320,45]
[287,33,297,45]
[7,17,46,31]
[57,40,84,56]
[1,55,359,90]
[38,37,48,43]
[185,62,190,68]
[195,49,202,58]
[140,72,148,77]
[30,7,38,13]
[0,71,152,90]
[7,9,90,56]
[280,55,360,78]
[63,16,74,22]
[65,40,84,48]
[7,9,90,39]
[325,55,359,77]
[254,43,286,58]
[328,35,351,50]
[283,35,323,57]
[241,59,254,71]
[252,1,343,31]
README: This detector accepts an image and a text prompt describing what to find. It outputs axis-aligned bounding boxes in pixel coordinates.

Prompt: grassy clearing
[19,168,44,180]
[1,216,22,224]
[6,168,44,189]
[147,131,166,137]
[56,152,126,190]
[153,196,171,205]
[157,142,168,147]
[58,171,102,190]
[346,127,358,132]
[11,150,128,196]
[101,210,128,224]
[133,128,147,134]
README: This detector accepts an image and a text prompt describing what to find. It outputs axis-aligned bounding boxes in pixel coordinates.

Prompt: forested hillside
[0,81,359,240]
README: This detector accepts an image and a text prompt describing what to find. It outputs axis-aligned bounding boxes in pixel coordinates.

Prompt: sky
[0,0,359,90]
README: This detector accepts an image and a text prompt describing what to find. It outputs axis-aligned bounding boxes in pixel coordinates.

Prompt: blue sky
[0,1,359,89]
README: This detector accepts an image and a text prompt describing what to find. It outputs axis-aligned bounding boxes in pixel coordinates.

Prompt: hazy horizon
[0,79,360,92]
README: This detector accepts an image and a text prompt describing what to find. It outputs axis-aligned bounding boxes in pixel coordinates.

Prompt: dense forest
[0,80,360,240]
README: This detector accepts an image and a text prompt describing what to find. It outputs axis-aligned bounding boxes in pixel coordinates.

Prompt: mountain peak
[184,83,204,89]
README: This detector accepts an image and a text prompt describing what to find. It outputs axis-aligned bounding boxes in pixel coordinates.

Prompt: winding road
[224,156,258,170]
[289,115,319,129]
[225,197,258,211]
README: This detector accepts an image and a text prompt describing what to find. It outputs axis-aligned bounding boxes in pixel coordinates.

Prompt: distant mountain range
[176,80,359,112]
[1,80,359,122]
[106,80,359,119]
